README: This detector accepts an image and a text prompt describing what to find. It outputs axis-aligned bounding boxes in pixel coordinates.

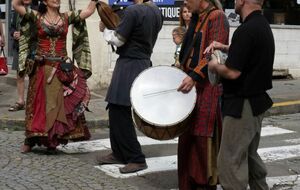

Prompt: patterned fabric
[180,9,229,137]
[20,8,91,149]
[177,8,229,189]
[70,11,92,78]
[18,9,92,78]
[18,8,37,73]
[178,116,222,189]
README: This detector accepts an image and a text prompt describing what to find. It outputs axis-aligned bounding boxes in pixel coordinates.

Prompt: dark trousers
[108,104,146,164]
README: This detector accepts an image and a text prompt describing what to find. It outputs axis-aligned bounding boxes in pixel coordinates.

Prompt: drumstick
[143,88,178,97]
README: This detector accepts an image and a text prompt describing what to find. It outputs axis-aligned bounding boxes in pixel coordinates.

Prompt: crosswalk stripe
[94,144,300,179]
[95,155,177,179]
[258,144,300,162]
[285,138,300,144]
[58,126,294,153]
[261,125,294,137]
[58,137,178,153]
[59,124,299,184]
[267,175,300,187]
[171,175,300,190]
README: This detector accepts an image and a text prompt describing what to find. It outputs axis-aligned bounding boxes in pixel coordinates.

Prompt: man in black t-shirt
[205,0,275,189]
[98,0,163,174]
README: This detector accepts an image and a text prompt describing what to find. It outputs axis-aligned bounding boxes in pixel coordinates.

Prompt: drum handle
[143,88,178,97]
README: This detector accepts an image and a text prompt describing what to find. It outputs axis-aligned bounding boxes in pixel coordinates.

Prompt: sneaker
[96,153,123,165]
[119,162,148,174]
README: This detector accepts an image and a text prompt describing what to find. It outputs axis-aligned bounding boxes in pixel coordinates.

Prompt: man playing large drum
[98,0,163,173]
[176,0,229,189]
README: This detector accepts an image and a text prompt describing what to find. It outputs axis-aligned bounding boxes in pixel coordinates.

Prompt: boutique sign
[159,0,182,21]
[109,0,183,21]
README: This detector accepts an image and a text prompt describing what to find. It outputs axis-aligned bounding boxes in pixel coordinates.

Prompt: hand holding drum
[207,50,228,86]
[204,41,229,85]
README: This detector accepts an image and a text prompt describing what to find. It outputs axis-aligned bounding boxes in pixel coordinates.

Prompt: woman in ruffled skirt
[12,0,97,154]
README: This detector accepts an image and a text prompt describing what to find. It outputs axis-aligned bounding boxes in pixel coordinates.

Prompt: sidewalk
[1,71,300,130]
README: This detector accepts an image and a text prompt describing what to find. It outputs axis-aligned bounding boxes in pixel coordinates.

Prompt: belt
[35,55,66,68]
[35,55,66,62]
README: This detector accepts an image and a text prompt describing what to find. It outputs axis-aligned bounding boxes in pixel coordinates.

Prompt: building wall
[62,1,300,90]
[271,25,300,77]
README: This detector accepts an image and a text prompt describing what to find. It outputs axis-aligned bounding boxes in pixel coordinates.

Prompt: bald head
[235,0,264,21]
[247,0,264,6]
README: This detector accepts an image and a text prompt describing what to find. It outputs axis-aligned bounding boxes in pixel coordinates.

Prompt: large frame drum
[130,66,197,140]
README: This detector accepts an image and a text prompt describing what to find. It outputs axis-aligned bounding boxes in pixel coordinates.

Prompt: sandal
[21,145,32,154]
[8,102,25,112]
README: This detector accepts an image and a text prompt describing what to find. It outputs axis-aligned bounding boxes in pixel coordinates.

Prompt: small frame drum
[130,66,197,140]
[208,50,228,85]
[96,1,120,30]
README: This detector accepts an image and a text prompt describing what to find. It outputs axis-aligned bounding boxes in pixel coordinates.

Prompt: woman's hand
[12,0,27,16]
[13,31,20,40]
[177,76,195,94]
[79,0,98,20]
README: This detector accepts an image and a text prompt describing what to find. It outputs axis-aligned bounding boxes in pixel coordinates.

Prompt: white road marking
[58,137,178,153]
[58,126,294,153]
[95,155,177,179]
[59,125,299,179]
[94,143,300,179]
[267,175,300,187]
[261,125,294,137]
[171,175,300,190]
[258,144,300,162]
[285,138,300,144]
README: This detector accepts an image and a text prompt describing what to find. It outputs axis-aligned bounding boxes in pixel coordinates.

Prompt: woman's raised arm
[79,0,98,20]
[12,0,27,16]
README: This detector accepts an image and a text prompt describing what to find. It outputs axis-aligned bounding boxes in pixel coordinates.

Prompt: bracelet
[91,0,98,2]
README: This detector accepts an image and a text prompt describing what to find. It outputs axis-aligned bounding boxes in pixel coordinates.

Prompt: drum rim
[130,65,197,127]
[208,50,227,86]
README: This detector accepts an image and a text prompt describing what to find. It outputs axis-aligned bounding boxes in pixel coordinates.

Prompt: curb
[266,102,300,116]
[1,103,299,131]
[0,118,109,131]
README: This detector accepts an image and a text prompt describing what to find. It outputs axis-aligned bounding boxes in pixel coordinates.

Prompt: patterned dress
[177,8,229,189]
[22,9,91,149]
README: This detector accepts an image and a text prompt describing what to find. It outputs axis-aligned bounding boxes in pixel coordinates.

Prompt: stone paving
[0,130,137,190]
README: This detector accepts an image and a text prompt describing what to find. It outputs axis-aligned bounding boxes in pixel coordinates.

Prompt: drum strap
[180,8,216,68]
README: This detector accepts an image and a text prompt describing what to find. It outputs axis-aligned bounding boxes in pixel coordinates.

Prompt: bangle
[91,0,98,2]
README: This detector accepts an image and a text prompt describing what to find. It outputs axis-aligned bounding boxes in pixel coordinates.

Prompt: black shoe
[119,162,148,174]
[45,148,58,155]
[96,153,123,165]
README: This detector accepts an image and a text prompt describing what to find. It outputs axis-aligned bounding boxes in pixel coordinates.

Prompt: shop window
[222,0,300,25]
[0,0,5,19]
